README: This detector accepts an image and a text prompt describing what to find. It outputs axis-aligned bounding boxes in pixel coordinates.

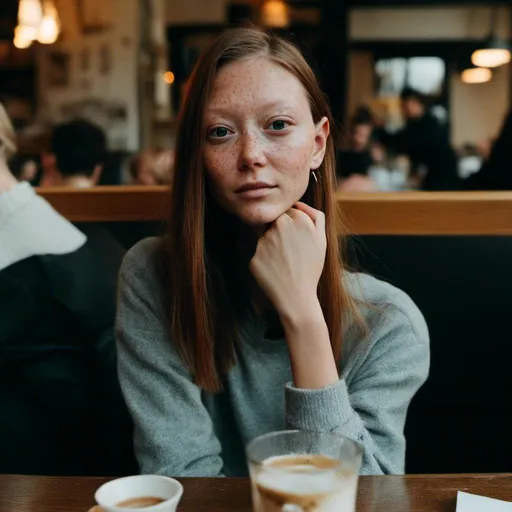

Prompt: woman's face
[203,57,329,226]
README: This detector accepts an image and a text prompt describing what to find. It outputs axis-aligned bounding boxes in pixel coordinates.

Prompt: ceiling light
[13,25,37,49]
[37,0,61,44]
[461,67,492,84]
[163,71,175,85]
[262,0,289,28]
[471,9,511,68]
[472,42,511,68]
[17,0,43,30]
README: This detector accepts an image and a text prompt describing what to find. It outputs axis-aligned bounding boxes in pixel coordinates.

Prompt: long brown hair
[163,27,361,392]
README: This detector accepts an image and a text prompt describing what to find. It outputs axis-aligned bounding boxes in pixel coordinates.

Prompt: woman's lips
[235,183,277,198]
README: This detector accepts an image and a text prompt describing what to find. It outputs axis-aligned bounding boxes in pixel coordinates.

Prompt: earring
[311,171,318,183]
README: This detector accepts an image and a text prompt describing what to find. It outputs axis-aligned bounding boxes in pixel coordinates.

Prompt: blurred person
[0,104,135,475]
[337,173,378,192]
[464,110,512,190]
[458,143,483,180]
[116,27,428,477]
[128,148,174,186]
[338,108,397,192]
[337,107,375,181]
[8,155,40,184]
[375,87,459,191]
[476,138,493,162]
[41,119,106,188]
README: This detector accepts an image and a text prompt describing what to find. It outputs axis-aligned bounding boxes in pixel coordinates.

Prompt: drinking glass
[246,430,362,512]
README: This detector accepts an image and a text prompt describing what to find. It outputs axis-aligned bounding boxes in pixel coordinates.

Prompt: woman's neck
[60,175,96,188]
[207,202,272,316]
[235,225,276,318]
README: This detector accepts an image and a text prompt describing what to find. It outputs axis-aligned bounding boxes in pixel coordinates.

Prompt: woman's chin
[235,206,285,227]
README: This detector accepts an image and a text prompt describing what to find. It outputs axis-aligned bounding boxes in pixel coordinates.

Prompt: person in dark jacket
[40,119,106,188]
[376,87,459,191]
[0,105,136,475]
[464,110,512,190]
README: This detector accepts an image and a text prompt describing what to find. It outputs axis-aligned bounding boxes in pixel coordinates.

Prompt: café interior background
[0,0,510,187]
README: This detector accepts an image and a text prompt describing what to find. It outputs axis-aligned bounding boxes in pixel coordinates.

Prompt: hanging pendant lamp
[461,66,492,84]
[471,8,511,68]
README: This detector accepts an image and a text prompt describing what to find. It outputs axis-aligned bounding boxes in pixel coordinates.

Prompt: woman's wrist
[278,295,324,333]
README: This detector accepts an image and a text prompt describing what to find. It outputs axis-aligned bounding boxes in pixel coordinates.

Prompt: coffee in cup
[116,497,166,508]
[94,475,183,512]
[247,430,362,512]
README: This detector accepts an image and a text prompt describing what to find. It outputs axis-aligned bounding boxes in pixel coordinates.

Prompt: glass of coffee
[246,430,362,512]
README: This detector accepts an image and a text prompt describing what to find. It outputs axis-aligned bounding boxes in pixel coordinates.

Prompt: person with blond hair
[116,27,429,478]
[128,148,175,186]
[0,103,134,475]
[0,104,23,191]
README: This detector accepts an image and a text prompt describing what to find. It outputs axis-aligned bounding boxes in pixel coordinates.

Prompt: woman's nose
[238,131,268,171]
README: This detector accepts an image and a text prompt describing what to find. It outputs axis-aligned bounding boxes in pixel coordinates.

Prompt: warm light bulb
[14,35,33,49]
[262,0,289,27]
[163,71,175,84]
[17,0,43,29]
[37,15,60,44]
[13,25,37,48]
[461,67,492,84]
[37,0,60,44]
[472,48,511,68]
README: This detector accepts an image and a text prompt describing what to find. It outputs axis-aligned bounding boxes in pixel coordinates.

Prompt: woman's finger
[285,208,303,221]
[294,202,325,233]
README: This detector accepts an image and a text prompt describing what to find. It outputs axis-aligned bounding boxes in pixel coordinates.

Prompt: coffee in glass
[247,430,362,512]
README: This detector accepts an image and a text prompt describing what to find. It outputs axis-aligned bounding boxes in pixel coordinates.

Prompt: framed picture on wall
[47,51,70,87]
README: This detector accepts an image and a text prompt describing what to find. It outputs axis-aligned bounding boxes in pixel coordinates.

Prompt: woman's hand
[249,201,326,323]
[250,201,339,389]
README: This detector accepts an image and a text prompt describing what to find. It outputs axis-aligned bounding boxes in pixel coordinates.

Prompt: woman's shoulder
[343,272,429,355]
[119,237,166,297]
[118,237,169,328]
[121,237,162,277]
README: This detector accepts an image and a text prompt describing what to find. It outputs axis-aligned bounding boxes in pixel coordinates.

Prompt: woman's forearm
[280,298,339,390]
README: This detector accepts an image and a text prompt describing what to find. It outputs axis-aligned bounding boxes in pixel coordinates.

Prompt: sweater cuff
[285,379,356,433]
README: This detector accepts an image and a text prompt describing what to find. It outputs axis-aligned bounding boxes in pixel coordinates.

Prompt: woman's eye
[269,120,289,131]
[209,127,230,138]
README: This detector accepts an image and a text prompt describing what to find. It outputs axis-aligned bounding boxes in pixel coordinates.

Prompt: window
[375,57,445,97]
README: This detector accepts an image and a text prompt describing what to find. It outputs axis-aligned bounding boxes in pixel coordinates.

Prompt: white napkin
[457,491,512,511]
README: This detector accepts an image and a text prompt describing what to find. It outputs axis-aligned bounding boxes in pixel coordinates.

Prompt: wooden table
[0,474,511,511]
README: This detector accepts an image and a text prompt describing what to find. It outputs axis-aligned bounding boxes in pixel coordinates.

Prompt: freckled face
[203,57,329,226]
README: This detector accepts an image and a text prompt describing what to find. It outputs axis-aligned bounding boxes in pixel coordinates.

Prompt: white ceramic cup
[95,475,183,512]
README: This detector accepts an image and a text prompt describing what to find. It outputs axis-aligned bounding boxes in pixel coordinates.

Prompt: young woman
[116,27,429,477]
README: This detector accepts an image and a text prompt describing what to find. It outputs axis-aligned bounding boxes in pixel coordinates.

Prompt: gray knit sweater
[116,238,429,477]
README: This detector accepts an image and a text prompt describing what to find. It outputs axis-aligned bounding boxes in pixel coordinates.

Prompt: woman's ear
[311,116,330,170]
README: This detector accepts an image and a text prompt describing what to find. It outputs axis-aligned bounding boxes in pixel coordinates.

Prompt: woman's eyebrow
[258,100,295,111]
[207,101,296,117]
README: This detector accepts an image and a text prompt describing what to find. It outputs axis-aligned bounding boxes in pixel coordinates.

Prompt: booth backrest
[37,186,512,474]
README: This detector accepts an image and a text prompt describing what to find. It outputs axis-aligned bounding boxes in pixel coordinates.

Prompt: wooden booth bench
[39,186,512,475]
[40,186,512,234]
